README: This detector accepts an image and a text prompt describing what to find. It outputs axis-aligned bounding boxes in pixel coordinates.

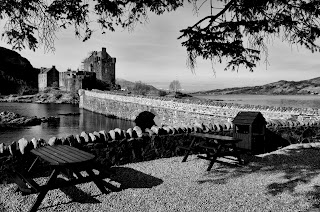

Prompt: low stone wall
[2,121,320,183]
[0,124,231,182]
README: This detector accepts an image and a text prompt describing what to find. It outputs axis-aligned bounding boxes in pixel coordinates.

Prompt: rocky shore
[0,111,59,128]
[0,88,79,104]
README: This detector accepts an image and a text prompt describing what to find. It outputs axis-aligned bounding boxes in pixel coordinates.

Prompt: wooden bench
[179,133,244,171]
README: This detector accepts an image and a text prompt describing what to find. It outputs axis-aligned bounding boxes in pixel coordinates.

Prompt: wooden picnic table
[8,145,117,212]
[180,133,244,171]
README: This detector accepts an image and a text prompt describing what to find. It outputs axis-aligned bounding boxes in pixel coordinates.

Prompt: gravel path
[2,143,320,212]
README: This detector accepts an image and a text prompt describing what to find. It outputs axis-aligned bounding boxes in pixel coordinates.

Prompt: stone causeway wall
[78,89,320,128]
[79,89,233,127]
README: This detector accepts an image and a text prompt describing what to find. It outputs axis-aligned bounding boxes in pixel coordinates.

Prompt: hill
[0,47,39,95]
[193,77,320,95]
[116,78,136,89]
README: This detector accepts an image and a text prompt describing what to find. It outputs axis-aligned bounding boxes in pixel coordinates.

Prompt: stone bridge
[78,89,308,128]
[78,89,235,127]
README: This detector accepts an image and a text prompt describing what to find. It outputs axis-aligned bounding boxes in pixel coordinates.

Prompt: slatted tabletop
[31,145,95,166]
[191,133,241,143]
[9,145,116,212]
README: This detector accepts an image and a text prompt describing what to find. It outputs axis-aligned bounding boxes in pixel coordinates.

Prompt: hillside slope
[0,47,39,95]
[194,77,320,95]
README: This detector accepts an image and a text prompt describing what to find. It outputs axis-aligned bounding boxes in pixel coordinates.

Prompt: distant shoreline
[2,90,320,114]
[0,89,79,104]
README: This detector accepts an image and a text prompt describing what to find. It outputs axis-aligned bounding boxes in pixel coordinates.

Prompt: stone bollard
[75,134,84,144]
[126,128,136,138]
[81,131,91,143]
[65,135,76,146]
[109,130,116,140]
[48,137,58,146]
[144,128,154,136]
[114,128,124,139]
[18,138,29,155]
[133,126,143,137]
[31,138,38,149]
[0,143,3,154]
[89,133,97,143]
[9,141,19,156]
[93,131,102,142]
[99,130,108,142]
[151,126,159,135]
[162,126,172,134]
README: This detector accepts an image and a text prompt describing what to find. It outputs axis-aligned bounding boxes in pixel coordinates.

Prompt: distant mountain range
[192,77,320,95]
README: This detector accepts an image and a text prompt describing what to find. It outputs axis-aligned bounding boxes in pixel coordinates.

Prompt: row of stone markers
[267,118,320,129]
[1,117,320,158]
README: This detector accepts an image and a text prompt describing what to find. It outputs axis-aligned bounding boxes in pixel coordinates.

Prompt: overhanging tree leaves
[179,0,320,72]
[1,0,320,72]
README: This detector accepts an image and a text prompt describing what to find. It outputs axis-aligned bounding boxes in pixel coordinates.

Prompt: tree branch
[178,0,236,39]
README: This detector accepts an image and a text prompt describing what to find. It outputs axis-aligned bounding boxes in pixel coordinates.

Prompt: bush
[55,93,62,99]
[132,81,151,95]
[158,90,167,97]
[17,85,38,95]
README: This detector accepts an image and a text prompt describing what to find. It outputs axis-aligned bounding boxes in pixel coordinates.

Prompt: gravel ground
[2,143,320,212]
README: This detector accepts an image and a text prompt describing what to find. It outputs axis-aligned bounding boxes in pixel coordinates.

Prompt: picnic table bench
[179,133,244,171]
[8,145,118,212]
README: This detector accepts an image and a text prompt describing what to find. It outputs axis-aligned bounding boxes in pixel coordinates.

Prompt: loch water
[0,102,135,145]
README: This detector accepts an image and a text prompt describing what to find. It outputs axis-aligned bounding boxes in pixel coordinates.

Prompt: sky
[1,2,320,92]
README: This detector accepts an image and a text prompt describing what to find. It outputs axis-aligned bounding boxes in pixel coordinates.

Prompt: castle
[38,47,116,92]
[82,47,116,85]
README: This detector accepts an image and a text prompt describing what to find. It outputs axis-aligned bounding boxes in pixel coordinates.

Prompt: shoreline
[0,111,60,129]
[0,89,79,104]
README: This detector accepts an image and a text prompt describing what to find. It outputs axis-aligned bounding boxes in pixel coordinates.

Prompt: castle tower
[101,47,116,85]
[82,47,116,86]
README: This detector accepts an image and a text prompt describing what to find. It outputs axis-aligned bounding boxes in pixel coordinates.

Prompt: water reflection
[0,103,134,144]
